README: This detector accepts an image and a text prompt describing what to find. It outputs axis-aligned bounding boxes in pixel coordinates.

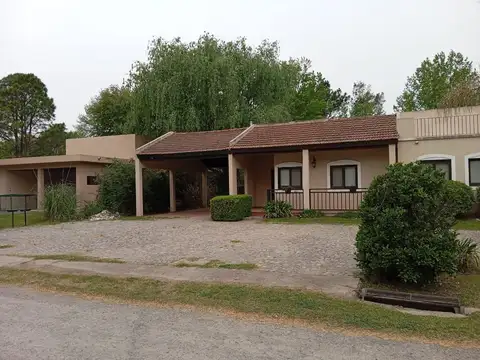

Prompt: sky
[1,0,480,129]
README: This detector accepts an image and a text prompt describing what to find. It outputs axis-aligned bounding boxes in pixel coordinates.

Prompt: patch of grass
[0,211,48,229]
[265,217,360,225]
[13,254,125,264]
[455,219,480,231]
[361,274,480,308]
[230,240,243,244]
[0,244,14,249]
[0,268,478,344]
[174,260,258,270]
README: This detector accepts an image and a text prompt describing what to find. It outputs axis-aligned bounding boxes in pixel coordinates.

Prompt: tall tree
[395,50,478,112]
[77,85,131,137]
[289,62,349,120]
[30,123,80,156]
[439,75,480,109]
[125,34,302,136]
[341,81,385,117]
[0,73,55,156]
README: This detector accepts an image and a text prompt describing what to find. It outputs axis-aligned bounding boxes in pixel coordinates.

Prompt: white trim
[464,152,480,186]
[274,162,302,189]
[326,160,361,190]
[417,154,456,181]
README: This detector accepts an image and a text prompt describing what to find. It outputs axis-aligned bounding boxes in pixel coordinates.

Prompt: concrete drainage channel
[360,288,465,314]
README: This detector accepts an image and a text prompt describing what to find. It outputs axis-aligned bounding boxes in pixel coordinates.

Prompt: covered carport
[0,155,114,210]
[135,128,247,216]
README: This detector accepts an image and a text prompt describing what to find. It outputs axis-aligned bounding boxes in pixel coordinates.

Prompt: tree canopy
[342,81,385,117]
[0,73,55,156]
[395,51,479,112]
[76,85,132,137]
[30,123,81,156]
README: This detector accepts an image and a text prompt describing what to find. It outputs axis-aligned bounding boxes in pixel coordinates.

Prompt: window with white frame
[330,165,358,189]
[278,167,302,189]
[468,158,480,186]
[417,154,455,181]
[327,160,361,189]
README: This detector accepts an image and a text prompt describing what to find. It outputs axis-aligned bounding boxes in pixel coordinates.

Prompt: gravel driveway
[0,217,479,276]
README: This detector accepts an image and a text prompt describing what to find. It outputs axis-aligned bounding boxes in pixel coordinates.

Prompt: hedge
[210,194,252,221]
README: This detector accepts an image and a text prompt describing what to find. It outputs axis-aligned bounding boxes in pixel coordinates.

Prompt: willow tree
[126,34,311,136]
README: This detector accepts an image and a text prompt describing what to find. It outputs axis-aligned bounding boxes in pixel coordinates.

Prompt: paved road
[0,287,478,360]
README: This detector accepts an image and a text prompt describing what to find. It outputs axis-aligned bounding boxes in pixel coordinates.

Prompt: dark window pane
[279,168,290,187]
[469,159,480,185]
[331,167,343,188]
[291,168,302,187]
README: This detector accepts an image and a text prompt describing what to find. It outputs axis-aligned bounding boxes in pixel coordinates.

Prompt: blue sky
[1,0,479,128]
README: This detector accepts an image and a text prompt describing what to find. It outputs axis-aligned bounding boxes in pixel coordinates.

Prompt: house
[134,105,480,216]
[0,134,149,210]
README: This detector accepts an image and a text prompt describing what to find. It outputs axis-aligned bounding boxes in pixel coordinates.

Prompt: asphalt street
[0,286,478,360]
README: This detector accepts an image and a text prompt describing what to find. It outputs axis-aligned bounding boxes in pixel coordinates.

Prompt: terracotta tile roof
[137,115,398,156]
[231,115,398,150]
[137,128,246,155]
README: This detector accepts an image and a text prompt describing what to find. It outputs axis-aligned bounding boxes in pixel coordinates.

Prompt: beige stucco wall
[66,134,150,160]
[398,137,480,183]
[75,163,106,205]
[396,106,480,184]
[0,169,36,195]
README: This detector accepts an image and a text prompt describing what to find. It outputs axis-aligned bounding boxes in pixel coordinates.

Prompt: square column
[169,169,176,212]
[37,168,44,210]
[201,171,208,208]
[388,144,397,165]
[228,153,237,195]
[302,149,310,209]
[135,158,144,216]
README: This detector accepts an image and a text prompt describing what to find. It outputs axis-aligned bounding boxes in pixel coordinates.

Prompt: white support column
[302,149,310,210]
[228,153,237,195]
[388,144,397,165]
[135,158,144,217]
[201,171,208,208]
[169,169,176,212]
[37,168,44,210]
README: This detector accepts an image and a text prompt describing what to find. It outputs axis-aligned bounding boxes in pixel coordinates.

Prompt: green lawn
[0,268,478,344]
[265,216,480,230]
[0,211,48,229]
[174,260,258,270]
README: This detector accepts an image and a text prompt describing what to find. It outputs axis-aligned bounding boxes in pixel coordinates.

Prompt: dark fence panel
[266,189,304,210]
[309,188,367,211]
[0,194,38,212]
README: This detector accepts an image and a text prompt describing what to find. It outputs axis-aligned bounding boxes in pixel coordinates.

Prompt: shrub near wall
[444,180,475,218]
[355,162,459,285]
[210,195,252,221]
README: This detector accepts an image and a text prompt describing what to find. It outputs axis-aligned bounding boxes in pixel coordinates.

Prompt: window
[86,176,98,185]
[469,159,480,186]
[421,160,452,180]
[278,167,302,189]
[330,165,358,189]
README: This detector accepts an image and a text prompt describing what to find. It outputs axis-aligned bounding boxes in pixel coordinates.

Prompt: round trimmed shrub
[444,180,475,218]
[355,162,458,285]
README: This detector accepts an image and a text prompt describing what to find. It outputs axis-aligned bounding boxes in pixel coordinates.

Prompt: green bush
[298,209,324,218]
[44,184,77,222]
[210,195,252,221]
[264,200,293,219]
[455,238,480,273]
[97,160,169,216]
[444,180,475,218]
[79,200,104,219]
[355,162,459,285]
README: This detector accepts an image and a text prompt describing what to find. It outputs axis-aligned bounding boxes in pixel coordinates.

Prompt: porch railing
[266,189,304,210]
[309,188,367,212]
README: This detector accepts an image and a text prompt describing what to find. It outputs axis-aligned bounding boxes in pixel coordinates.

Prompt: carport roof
[136,115,398,157]
[0,154,114,169]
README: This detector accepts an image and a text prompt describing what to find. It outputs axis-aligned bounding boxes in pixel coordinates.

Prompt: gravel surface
[0,217,479,276]
[1,287,478,360]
